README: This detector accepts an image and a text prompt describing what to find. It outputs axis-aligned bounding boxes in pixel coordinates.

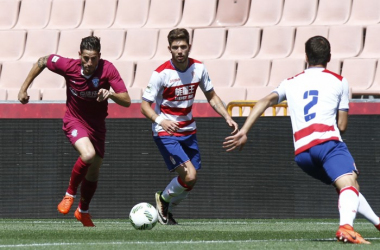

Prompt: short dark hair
[305,36,331,66]
[80,36,101,53]
[167,28,190,46]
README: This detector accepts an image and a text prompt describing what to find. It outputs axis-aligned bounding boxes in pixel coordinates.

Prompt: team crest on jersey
[71,129,78,137]
[92,77,100,88]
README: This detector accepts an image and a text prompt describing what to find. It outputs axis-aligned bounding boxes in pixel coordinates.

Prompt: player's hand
[223,131,247,152]
[160,119,180,135]
[18,90,30,104]
[97,89,111,102]
[226,118,239,135]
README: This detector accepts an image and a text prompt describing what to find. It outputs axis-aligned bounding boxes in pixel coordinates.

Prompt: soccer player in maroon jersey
[18,36,131,227]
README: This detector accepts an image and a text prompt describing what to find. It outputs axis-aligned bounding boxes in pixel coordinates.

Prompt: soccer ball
[129,202,158,230]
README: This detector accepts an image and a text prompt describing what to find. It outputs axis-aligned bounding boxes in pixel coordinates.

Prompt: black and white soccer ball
[129,202,158,230]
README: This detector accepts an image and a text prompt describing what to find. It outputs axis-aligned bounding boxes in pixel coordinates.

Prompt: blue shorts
[153,134,201,172]
[295,140,358,185]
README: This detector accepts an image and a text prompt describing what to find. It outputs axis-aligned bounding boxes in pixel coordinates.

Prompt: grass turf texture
[1,219,379,249]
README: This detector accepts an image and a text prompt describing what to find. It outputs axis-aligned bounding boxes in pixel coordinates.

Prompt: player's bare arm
[223,92,279,152]
[336,110,348,133]
[204,90,239,134]
[97,89,131,107]
[18,55,50,104]
[141,100,179,135]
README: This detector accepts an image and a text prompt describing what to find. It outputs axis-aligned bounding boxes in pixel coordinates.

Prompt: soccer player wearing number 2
[223,36,379,244]
[141,28,238,225]
[18,36,131,227]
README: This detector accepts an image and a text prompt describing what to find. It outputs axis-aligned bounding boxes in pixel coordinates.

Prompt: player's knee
[80,151,97,163]
[184,172,197,187]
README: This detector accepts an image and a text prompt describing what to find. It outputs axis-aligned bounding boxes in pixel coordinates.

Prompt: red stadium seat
[126,87,143,101]
[21,30,60,62]
[46,0,84,29]
[190,28,226,60]
[143,0,183,28]
[312,0,351,25]
[178,0,217,28]
[221,27,261,60]
[255,26,295,59]
[234,59,271,88]
[119,29,159,61]
[358,25,380,58]
[132,60,163,89]
[30,69,65,94]
[57,29,93,59]
[14,0,52,29]
[289,26,329,58]
[78,0,117,29]
[326,59,342,75]
[93,29,126,60]
[41,88,66,101]
[278,0,318,26]
[0,0,20,29]
[111,0,150,29]
[353,59,380,97]
[244,0,283,27]
[267,58,306,87]
[203,59,237,87]
[328,25,364,59]
[346,0,380,26]
[111,60,135,88]
[211,0,251,27]
[0,30,27,61]
[0,88,6,101]
[0,61,34,89]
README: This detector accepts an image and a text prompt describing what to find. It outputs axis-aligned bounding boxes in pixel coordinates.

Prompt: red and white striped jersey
[273,68,350,155]
[142,58,214,137]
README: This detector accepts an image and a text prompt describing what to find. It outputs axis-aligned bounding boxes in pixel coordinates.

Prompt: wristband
[155,116,164,125]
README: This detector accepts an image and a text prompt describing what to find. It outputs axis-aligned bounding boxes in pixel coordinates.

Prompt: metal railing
[226,100,288,117]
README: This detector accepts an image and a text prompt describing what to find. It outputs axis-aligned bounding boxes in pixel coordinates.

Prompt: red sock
[66,157,91,196]
[79,178,98,211]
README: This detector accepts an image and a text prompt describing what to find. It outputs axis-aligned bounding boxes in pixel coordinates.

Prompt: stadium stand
[345,0,380,26]
[211,0,251,27]
[0,30,27,61]
[178,0,217,28]
[328,25,364,59]
[118,29,159,61]
[358,24,380,58]
[42,87,66,101]
[289,26,329,58]
[110,0,150,29]
[353,59,380,97]
[244,0,283,27]
[312,0,352,26]
[277,0,318,26]
[326,58,342,75]
[93,29,126,60]
[221,27,261,60]
[189,28,227,60]
[132,59,163,89]
[0,0,20,29]
[111,60,135,88]
[78,0,117,29]
[21,29,60,62]
[153,28,193,60]
[13,0,52,30]
[203,59,237,87]
[30,69,65,95]
[45,0,84,30]
[234,59,271,88]
[143,0,183,28]
[267,58,306,87]
[57,29,93,59]
[0,88,6,101]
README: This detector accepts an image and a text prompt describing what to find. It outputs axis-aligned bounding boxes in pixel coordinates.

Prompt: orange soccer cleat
[336,224,370,244]
[74,208,95,227]
[57,195,74,215]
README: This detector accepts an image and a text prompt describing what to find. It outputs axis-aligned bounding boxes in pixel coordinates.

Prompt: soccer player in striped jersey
[223,36,379,244]
[141,28,238,225]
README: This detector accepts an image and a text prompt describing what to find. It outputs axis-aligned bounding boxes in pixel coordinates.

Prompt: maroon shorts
[62,120,106,158]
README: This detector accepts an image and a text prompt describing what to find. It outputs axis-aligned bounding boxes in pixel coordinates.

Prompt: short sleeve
[272,79,287,103]
[142,71,162,103]
[46,54,71,76]
[108,63,127,93]
[339,78,350,111]
[199,66,214,93]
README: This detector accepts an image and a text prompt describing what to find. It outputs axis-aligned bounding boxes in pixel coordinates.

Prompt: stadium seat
[214,86,247,117]
[111,60,135,88]
[234,59,271,88]
[119,29,159,61]
[244,0,283,27]
[328,26,364,59]
[93,30,126,60]
[14,0,52,29]
[110,0,150,29]
[353,59,380,96]
[203,59,236,87]
[358,25,380,58]
[326,59,342,75]
[246,86,278,116]
[78,0,117,29]
[341,58,377,95]
[0,61,34,90]
[127,87,143,101]
[255,26,296,59]
[190,28,226,60]
[45,0,84,29]
[211,0,251,27]
[0,30,27,61]
[312,0,351,25]
[7,88,41,101]
[153,28,193,60]
[278,0,318,26]
[346,0,380,26]
[41,88,66,101]
[30,69,65,94]
[57,29,93,59]
[0,88,6,101]
[132,60,163,89]
[221,27,261,60]
[267,58,306,87]
[21,30,60,62]
[178,0,217,28]
[143,0,183,28]
[289,26,329,58]
[0,0,20,29]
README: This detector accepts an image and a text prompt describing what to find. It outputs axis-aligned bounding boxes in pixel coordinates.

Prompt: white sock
[358,192,380,225]
[169,190,190,213]
[339,186,359,227]
[162,177,187,202]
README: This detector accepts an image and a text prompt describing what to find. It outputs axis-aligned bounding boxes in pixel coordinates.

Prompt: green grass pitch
[1,219,379,249]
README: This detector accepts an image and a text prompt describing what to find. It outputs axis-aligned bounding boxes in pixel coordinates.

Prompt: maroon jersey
[46,54,127,128]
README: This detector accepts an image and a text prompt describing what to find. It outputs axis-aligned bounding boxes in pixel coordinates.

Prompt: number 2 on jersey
[303,90,318,122]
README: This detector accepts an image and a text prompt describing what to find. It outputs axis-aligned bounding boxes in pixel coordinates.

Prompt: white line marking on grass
[2,238,380,248]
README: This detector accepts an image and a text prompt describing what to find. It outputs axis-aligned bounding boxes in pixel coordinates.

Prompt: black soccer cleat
[155,191,169,225]
[168,212,178,225]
